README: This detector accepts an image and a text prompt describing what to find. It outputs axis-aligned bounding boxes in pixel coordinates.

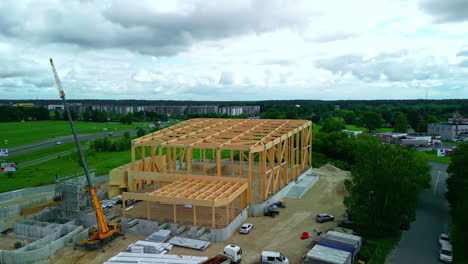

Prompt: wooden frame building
[122,118,312,228]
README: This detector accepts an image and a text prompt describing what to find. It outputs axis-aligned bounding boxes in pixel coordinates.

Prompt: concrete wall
[250,168,311,216]
[209,207,249,242]
[125,219,159,236]
[0,226,83,264]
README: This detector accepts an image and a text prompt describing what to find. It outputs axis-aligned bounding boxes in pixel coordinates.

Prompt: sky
[0,0,467,101]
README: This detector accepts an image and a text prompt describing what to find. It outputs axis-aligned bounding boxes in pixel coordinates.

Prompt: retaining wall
[250,168,312,216]
[210,206,249,242]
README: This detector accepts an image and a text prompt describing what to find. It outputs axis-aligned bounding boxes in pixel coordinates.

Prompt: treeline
[261,102,468,132]
[90,132,132,152]
[0,107,49,122]
[445,143,468,263]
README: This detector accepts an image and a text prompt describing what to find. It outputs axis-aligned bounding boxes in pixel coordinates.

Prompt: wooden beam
[147,200,150,220]
[212,206,215,228]
[216,149,222,176]
[193,205,197,227]
[173,203,176,224]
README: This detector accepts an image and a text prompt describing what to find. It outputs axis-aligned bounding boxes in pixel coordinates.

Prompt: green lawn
[0,149,132,193]
[419,150,451,164]
[0,121,141,148]
[345,125,394,133]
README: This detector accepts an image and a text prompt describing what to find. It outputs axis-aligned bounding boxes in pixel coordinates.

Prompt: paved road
[389,162,451,264]
[7,129,137,157]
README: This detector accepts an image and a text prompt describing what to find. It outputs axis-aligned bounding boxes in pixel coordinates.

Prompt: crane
[49,58,121,249]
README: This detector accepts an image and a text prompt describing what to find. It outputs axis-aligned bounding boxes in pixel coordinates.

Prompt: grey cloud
[218,71,235,85]
[459,60,468,68]
[419,0,468,23]
[315,51,448,82]
[0,0,311,56]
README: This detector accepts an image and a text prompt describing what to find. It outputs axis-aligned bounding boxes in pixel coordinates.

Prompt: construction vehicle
[50,58,121,249]
[200,244,242,264]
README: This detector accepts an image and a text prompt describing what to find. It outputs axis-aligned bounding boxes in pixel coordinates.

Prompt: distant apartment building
[219,106,243,116]
[428,118,468,140]
[48,103,82,112]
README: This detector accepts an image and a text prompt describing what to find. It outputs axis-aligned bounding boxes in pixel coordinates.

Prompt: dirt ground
[50,164,350,264]
[0,235,33,250]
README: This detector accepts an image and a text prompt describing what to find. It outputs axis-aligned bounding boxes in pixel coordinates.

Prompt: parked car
[315,214,334,223]
[439,233,450,246]
[239,223,253,234]
[260,251,289,263]
[55,141,62,145]
[440,241,453,263]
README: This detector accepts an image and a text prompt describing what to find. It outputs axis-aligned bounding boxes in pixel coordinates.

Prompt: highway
[7,128,138,157]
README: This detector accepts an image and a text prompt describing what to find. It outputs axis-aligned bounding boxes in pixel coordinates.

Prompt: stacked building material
[304,244,352,264]
[127,240,173,254]
[168,236,211,250]
[146,229,171,242]
[104,252,208,264]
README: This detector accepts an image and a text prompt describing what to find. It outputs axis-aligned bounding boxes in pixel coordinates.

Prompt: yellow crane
[49,58,121,249]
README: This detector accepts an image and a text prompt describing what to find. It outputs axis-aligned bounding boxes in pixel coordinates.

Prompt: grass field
[345,125,394,133]
[419,150,451,164]
[0,149,132,192]
[0,121,141,148]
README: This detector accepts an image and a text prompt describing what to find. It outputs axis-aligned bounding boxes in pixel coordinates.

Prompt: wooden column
[226,204,229,226]
[296,132,300,178]
[147,201,150,220]
[217,149,222,176]
[261,150,267,200]
[167,147,172,170]
[173,204,177,224]
[309,126,313,167]
[212,207,216,228]
[248,152,253,202]
[240,151,244,178]
[193,205,197,227]
[187,147,192,175]
[122,197,126,217]
[131,145,135,170]
[230,150,234,175]
[202,149,206,175]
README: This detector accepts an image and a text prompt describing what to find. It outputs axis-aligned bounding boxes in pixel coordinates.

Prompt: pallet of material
[168,236,211,251]
[104,252,208,264]
[127,240,173,254]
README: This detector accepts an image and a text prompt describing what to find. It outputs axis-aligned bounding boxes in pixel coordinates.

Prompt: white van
[260,251,289,263]
[440,241,453,263]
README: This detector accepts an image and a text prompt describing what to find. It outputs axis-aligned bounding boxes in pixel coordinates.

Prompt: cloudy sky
[0,0,467,100]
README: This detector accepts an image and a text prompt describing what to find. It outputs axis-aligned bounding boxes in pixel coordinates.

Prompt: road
[7,129,137,157]
[389,162,451,264]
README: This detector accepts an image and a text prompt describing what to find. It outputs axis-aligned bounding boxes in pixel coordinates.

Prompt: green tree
[360,111,383,132]
[343,111,357,125]
[136,128,146,138]
[446,143,468,262]
[392,112,408,133]
[344,137,430,237]
[285,109,298,119]
[261,108,281,119]
[320,118,345,133]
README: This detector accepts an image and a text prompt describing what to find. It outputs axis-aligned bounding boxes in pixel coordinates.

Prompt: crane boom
[49,58,110,237]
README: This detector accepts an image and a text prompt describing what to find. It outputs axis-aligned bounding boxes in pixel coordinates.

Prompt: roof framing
[133,118,311,152]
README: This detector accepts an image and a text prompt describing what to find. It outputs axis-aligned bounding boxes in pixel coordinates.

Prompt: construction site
[0,117,357,264]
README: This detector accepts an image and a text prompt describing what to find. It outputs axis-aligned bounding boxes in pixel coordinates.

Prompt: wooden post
[187,147,192,175]
[212,207,215,228]
[173,204,176,224]
[122,197,126,217]
[240,151,244,178]
[261,150,267,200]
[202,149,206,175]
[230,150,234,175]
[217,149,222,176]
[147,200,150,220]
[230,201,234,221]
[248,151,253,203]
[167,147,172,170]
[193,205,197,227]
[309,126,313,167]
[141,146,146,171]
[226,204,229,226]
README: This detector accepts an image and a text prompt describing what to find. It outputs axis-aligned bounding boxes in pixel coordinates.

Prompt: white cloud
[0,0,467,100]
